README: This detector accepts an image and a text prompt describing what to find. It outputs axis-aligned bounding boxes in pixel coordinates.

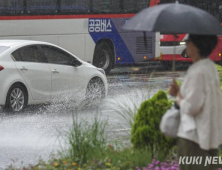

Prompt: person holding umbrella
[123,2,222,170]
[169,34,222,170]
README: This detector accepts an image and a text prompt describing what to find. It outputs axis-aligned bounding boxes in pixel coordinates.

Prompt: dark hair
[189,34,218,57]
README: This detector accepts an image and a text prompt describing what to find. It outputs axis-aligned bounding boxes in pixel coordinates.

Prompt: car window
[40,45,75,65]
[14,45,43,62]
[12,50,22,61]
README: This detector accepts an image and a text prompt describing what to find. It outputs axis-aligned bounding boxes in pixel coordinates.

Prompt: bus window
[123,0,137,13]
[60,0,90,14]
[123,0,150,13]
[27,0,58,15]
[137,0,150,11]
[111,0,122,13]
[92,0,121,14]
[219,4,222,22]
[0,0,24,16]
[92,0,111,13]
[159,0,175,4]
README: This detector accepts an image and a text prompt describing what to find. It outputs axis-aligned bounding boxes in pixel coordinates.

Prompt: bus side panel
[58,34,86,61]
[0,19,88,36]
[85,34,96,64]
[88,18,135,65]
[0,36,31,40]
[88,18,157,65]
[0,19,89,61]
[31,35,59,46]
[112,18,158,63]
[118,31,156,62]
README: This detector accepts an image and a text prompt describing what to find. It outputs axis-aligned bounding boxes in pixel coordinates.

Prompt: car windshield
[0,46,9,54]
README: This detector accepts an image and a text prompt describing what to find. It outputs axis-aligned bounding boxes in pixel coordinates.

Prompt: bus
[154,0,222,68]
[0,0,161,74]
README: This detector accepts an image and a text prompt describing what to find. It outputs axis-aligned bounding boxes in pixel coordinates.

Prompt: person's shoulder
[187,62,204,75]
[186,64,206,82]
[193,59,215,72]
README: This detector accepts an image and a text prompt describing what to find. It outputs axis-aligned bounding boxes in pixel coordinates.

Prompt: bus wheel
[93,42,114,74]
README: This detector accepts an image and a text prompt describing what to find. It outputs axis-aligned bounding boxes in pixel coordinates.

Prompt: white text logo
[89,19,112,32]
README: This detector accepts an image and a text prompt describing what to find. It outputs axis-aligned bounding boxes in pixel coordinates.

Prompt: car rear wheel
[4,84,28,112]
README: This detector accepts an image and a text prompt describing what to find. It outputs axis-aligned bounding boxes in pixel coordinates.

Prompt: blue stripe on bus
[27,6,57,10]
[60,6,89,11]
[89,18,135,65]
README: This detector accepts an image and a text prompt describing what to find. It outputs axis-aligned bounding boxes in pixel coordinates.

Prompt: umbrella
[123,2,222,35]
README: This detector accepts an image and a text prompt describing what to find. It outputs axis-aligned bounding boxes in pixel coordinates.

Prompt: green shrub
[216,64,222,77]
[131,90,176,157]
[216,64,222,91]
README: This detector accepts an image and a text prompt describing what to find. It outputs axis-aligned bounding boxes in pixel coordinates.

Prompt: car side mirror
[71,59,82,67]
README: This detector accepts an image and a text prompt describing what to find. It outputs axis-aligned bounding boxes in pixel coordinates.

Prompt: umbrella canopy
[123,2,222,35]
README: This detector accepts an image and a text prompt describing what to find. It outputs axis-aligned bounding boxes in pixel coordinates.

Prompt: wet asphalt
[0,63,188,169]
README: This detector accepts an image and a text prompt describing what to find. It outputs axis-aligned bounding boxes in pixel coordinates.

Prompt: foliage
[216,64,222,91]
[60,113,108,166]
[111,89,151,130]
[13,118,154,170]
[131,90,176,157]
[175,80,182,87]
[7,151,179,170]
[17,111,153,170]
[216,64,222,77]
[16,146,152,170]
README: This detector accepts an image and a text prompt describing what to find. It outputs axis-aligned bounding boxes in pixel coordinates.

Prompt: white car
[0,40,108,112]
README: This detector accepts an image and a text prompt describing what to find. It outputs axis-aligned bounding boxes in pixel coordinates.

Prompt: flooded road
[0,65,187,169]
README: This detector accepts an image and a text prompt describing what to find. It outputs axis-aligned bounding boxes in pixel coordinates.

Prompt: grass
[59,111,108,166]
[20,110,154,170]
[109,71,167,131]
[35,64,222,170]
[29,147,153,170]
[10,64,222,170]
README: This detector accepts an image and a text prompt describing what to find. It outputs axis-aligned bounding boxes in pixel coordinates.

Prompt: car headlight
[97,68,106,75]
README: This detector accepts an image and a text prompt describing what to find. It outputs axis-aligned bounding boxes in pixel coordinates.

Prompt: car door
[12,45,51,100]
[39,45,85,98]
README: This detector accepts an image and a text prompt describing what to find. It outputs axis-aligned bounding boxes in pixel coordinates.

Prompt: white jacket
[177,58,222,150]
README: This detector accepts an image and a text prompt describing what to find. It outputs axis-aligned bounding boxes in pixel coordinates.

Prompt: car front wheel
[86,78,105,102]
